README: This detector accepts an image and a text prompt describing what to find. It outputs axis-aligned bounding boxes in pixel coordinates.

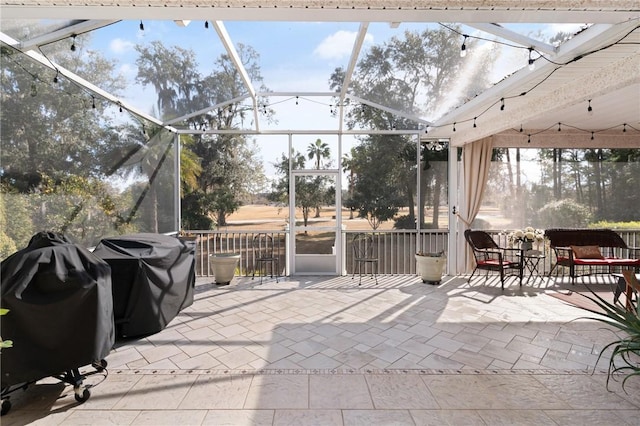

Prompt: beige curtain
[456,137,494,273]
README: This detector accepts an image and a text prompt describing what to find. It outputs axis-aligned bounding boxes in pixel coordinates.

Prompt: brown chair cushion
[571,245,604,259]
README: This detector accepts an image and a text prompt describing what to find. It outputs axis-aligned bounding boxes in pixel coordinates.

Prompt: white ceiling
[1,0,639,147]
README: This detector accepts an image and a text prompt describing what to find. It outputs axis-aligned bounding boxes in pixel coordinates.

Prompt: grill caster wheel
[92,359,108,372]
[74,387,90,403]
[1,399,11,416]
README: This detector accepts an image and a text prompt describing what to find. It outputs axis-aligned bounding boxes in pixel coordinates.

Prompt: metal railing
[184,228,448,277]
[184,228,640,278]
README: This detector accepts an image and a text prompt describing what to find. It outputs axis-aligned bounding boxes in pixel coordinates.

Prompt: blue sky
[84,20,584,123]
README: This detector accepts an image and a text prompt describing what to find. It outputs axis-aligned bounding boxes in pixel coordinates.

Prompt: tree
[329,26,491,228]
[136,43,267,228]
[269,149,332,230]
[307,138,331,217]
[307,138,331,170]
[0,35,147,246]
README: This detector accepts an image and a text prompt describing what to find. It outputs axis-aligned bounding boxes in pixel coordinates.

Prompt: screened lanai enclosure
[1,1,639,277]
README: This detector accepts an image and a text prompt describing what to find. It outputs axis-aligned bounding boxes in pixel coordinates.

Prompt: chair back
[352,233,376,260]
[252,233,276,260]
[464,229,499,250]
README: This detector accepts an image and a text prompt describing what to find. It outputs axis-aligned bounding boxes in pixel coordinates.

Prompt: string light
[91,95,96,109]
[473,117,477,128]
[53,70,59,84]
[204,21,209,29]
[139,21,144,31]
[519,124,523,133]
[623,123,627,132]
[295,96,299,105]
[557,122,561,132]
[500,98,505,111]
[527,134,531,143]
[528,48,535,71]
[460,35,468,58]
[587,99,593,115]
[591,131,595,140]
[452,122,456,132]
[70,35,76,52]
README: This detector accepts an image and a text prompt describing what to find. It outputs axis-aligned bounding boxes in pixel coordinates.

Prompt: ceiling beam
[17,20,119,51]
[338,22,369,133]
[211,20,259,132]
[1,5,639,24]
[0,31,172,130]
[466,23,556,55]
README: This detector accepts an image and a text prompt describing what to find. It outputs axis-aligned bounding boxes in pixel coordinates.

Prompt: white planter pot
[415,254,446,284]
[210,254,240,285]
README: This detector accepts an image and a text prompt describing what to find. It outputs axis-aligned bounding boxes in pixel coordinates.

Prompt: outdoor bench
[544,228,640,283]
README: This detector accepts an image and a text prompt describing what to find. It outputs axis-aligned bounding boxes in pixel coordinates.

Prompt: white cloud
[118,63,137,79]
[313,30,373,60]
[109,38,135,54]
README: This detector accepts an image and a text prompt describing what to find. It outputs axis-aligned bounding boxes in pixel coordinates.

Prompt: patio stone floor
[3,274,640,425]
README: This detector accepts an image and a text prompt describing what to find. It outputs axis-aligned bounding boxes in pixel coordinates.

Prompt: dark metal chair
[252,233,279,284]
[352,233,379,285]
[464,229,523,289]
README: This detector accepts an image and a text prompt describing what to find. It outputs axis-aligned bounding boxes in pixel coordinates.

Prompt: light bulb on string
[139,21,144,31]
[527,48,535,71]
[473,117,477,128]
[295,96,299,105]
[91,95,96,109]
[460,35,468,58]
[70,35,76,52]
[591,132,595,140]
[452,122,456,132]
[623,123,627,133]
[500,98,505,111]
[204,21,209,29]
[587,99,593,115]
[53,70,59,84]
[519,124,523,133]
[557,122,561,132]
[527,134,531,144]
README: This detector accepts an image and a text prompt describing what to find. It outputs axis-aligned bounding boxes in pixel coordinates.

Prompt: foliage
[0,34,172,246]
[579,287,640,391]
[269,149,333,228]
[136,42,268,228]
[589,221,640,230]
[329,26,481,229]
[537,199,592,228]
[393,215,415,229]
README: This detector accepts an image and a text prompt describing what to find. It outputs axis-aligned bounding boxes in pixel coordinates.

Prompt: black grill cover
[92,233,195,338]
[1,232,114,388]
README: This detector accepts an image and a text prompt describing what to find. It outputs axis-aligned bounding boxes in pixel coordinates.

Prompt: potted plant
[507,226,545,252]
[415,250,446,284]
[209,253,241,286]
[580,285,640,390]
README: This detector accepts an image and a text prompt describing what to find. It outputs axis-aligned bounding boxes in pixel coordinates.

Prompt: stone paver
[3,274,639,424]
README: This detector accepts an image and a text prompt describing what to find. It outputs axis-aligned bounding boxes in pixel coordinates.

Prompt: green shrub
[537,199,592,228]
[589,221,640,230]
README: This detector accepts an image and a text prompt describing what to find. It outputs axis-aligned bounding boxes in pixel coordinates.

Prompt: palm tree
[307,138,331,217]
[307,138,330,170]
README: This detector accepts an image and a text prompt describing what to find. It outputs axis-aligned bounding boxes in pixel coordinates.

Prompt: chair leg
[468,267,477,283]
[499,268,505,290]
